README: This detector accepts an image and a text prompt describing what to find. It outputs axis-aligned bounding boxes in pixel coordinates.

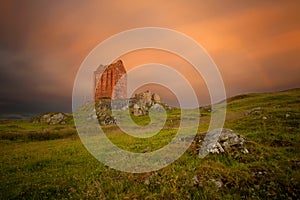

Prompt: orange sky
[0,0,300,116]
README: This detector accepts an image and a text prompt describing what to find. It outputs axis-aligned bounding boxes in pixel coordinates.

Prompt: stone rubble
[85,90,166,125]
[244,107,263,116]
[198,128,249,158]
[32,112,68,125]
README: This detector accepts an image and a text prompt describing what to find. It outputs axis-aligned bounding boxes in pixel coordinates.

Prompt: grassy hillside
[0,89,299,199]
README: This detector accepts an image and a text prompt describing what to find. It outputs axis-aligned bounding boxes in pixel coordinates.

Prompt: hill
[0,88,299,199]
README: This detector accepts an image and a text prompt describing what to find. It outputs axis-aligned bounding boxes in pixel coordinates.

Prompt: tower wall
[94,60,127,100]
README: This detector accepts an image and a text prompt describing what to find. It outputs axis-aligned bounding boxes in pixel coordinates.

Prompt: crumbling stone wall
[94,60,127,100]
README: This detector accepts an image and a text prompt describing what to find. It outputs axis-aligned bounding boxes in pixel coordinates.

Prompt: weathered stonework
[94,60,127,100]
[130,90,162,116]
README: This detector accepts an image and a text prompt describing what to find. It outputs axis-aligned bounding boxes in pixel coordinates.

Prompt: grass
[0,88,300,199]
[0,120,77,141]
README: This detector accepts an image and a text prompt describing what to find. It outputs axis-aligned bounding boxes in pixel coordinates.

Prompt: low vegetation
[0,89,299,199]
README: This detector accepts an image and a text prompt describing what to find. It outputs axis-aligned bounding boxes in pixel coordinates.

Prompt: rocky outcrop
[184,128,248,158]
[244,107,263,116]
[198,128,249,158]
[32,112,68,125]
[83,90,165,125]
[152,93,161,103]
[130,90,162,116]
[133,103,143,116]
[85,99,118,126]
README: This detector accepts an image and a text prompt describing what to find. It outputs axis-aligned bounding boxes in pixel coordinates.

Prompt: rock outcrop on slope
[82,90,170,125]
[184,128,249,158]
[198,128,249,158]
[130,90,162,116]
[31,112,70,125]
[86,98,119,126]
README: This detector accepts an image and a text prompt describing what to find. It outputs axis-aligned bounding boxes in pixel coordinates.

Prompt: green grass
[0,88,300,199]
[0,120,77,141]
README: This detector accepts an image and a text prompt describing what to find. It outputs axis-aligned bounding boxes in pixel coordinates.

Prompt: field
[1,89,299,199]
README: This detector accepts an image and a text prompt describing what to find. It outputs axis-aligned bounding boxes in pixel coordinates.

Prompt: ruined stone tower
[93,60,127,100]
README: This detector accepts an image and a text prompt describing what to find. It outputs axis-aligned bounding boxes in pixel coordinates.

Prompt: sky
[0,0,300,119]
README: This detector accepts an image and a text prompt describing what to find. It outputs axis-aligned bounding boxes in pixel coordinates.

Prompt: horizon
[2,87,299,120]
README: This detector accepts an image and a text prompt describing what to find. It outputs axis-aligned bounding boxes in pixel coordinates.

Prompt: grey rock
[152,93,161,103]
[199,128,248,158]
[121,105,128,111]
[84,90,163,125]
[209,178,223,189]
[49,113,67,125]
[144,177,150,185]
[151,103,164,112]
[192,175,199,185]
[92,114,98,120]
[244,107,263,116]
[133,104,143,116]
[166,105,173,111]
[32,112,68,125]
[135,90,152,108]
[131,90,162,116]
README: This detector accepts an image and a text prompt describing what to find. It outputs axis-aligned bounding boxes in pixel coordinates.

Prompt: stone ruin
[130,90,162,116]
[86,90,164,125]
[89,60,168,125]
[93,60,127,100]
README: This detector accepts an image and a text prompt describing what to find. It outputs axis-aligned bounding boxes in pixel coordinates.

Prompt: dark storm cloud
[0,49,72,116]
[0,1,83,117]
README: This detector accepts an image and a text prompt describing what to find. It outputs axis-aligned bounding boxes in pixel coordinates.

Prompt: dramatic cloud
[0,0,299,118]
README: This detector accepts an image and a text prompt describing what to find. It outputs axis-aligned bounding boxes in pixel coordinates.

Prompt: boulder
[198,128,248,158]
[32,112,68,125]
[244,107,263,116]
[152,93,161,103]
[133,104,143,116]
[100,115,117,126]
[209,178,223,189]
[130,90,162,116]
[48,113,66,125]
[135,90,152,108]
[151,103,164,112]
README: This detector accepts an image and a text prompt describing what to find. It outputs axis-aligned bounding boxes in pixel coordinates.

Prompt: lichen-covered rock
[134,90,153,108]
[48,113,66,125]
[133,104,143,116]
[32,112,68,125]
[92,99,118,125]
[83,90,163,124]
[152,93,161,103]
[198,128,249,158]
[100,115,117,126]
[130,90,162,116]
[151,103,164,112]
[244,107,263,116]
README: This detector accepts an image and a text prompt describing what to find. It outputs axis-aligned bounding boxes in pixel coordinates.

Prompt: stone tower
[93,60,127,100]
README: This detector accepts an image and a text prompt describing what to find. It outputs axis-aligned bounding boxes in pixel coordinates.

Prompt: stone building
[93,60,127,100]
